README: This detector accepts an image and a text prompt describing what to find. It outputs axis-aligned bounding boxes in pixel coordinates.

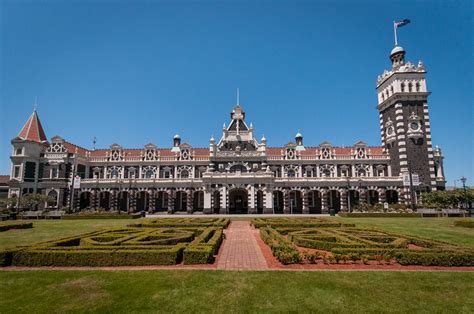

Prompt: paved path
[217,221,268,270]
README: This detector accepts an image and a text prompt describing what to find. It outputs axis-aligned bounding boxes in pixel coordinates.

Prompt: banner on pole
[73,176,81,189]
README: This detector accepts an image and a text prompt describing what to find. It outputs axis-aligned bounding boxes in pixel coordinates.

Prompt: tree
[421,189,474,209]
[19,193,54,211]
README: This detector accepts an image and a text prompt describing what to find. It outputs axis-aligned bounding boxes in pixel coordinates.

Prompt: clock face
[410,122,419,131]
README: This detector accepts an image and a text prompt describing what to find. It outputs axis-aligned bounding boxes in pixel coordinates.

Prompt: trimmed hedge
[252,218,355,229]
[4,226,224,267]
[260,227,302,264]
[396,251,474,267]
[12,247,182,266]
[128,218,230,228]
[454,220,474,228]
[338,213,422,218]
[0,222,33,232]
[63,214,141,219]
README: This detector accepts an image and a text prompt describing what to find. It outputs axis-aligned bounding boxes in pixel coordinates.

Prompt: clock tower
[376,45,445,191]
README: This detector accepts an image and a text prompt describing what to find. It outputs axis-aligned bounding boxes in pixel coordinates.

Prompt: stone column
[283,189,290,214]
[93,190,99,210]
[264,188,273,214]
[219,186,227,214]
[111,190,118,211]
[379,188,386,204]
[149,190,156,213]
[203,189,212,214]
[359,188,367,205]
[340,189,348,212]
[129,190,136,212]
[302,189,310,214]
[186,189,193,214]
[167,190,174,214]
[248,185,256,214]
[321,189,328,214]
[74,191,81,212]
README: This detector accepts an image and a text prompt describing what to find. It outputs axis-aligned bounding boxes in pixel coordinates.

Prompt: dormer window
[15,148,23,155]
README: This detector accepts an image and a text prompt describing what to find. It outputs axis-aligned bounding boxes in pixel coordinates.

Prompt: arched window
[47,190,58,207]
[110,169,119,179]
[408,82,413,92]
[180,170,189,178]
[401,82,405,92]
[145,169,154,179]
[415,82,420,92]
[287,170,296,177]
[358,169,366,177]
[323,169,331,177]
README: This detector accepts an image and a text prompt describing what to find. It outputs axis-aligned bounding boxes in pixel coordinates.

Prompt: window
[13,165,21,179]
[408,82,413,92]
[401,83,405,92]
[377,169,385,177]
[51,167,59,179]
[287,170,296,177]
[416,82,420,92]
[110,169,119,179]
[15,148,23,155]
[145,170,154,179]
[323,169,331,177]
[180,170,189,179]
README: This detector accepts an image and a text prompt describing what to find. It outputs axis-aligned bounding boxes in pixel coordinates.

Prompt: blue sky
[0,0,472,186]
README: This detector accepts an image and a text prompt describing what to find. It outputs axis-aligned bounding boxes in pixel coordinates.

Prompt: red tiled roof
[17,110,48,143]
[63,142,88,155]
[0,175,9,184]
[266,146,385,157]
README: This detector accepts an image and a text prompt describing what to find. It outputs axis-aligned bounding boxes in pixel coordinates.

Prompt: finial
[93,137,97,150]
[236,88,240,105]
[33,96,38,111]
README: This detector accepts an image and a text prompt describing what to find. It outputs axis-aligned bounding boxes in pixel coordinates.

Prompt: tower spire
[17,109,48,143]
[236,88,240,106]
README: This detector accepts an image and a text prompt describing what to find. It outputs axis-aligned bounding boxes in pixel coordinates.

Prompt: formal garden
[252,218,474,266]
[1,218,229,267]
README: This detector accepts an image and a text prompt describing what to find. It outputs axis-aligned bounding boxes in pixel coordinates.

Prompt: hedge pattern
[338,213,422,218]
[251,218,355,229]
[128,217,230,228]
[454,220,474,228]
[5,226,224,267]
[259,225,474,267]
[0,222,33,232]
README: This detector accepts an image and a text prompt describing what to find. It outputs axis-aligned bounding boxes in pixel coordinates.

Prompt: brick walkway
[217,221,269,270]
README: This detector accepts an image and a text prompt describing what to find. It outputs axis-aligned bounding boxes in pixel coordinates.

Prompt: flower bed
[259,225,474,267]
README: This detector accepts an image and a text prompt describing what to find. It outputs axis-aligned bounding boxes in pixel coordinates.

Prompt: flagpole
[393,21,398,46]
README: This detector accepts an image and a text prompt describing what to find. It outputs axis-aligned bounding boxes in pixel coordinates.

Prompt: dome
[390,46,405,56]
[261,135,267,142]
[173,134,181,139]
[295,132,303,138]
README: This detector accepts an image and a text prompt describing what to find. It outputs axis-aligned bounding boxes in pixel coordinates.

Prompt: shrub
[396,251,474,267]
[454,220,474,228]
[338,213,421,218]
[0,222,33,232]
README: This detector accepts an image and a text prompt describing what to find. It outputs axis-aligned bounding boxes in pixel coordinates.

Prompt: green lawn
[0,270,473,313]
[0,219,134,250]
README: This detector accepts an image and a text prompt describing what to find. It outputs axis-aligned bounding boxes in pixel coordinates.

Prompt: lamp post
[460,176,467,209]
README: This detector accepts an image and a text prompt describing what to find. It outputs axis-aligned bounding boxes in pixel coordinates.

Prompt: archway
[386,190,399,204]
[273,191,284,214]
[118,191,129,212]
[136,191,149,212]
[349,190,360,211]
[193,191,204,211]
[174,191,187,211]
[99,191,111,210]
[289,190,303,214]
[329,190,341,212]
[256,190,264,214]
[47,190,58,208]
[368,190,379,205]
[213,191,221,214]
[155,191,168,212]
[308,190,322,214]
[79,192,91,210]
[229,189,248,214]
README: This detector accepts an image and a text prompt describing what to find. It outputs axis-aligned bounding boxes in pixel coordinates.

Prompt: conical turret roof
[17,110,48,143]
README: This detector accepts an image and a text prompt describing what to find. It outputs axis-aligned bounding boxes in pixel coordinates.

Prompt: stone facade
[7,44,445,214]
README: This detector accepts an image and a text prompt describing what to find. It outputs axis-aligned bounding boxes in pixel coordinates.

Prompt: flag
[395,19,411,28]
